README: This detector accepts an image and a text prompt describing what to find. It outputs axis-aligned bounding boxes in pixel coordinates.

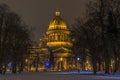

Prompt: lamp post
[36,52,39,72]
[77,57,80,72]
[25,59,29,71]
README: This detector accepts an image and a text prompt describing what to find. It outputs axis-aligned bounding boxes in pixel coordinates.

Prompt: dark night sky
[0,0,90,43]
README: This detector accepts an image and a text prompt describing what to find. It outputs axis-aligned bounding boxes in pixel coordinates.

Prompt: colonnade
[47,32,69,42]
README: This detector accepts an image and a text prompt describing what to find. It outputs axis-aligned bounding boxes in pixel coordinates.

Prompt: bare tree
[71,17,102,74]
[71,0,120,74]
[0,3,31,74]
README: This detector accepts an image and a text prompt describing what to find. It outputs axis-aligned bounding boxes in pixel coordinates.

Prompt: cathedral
[46,11,75,71]
[24,10,119,72]
[26,11,76,71]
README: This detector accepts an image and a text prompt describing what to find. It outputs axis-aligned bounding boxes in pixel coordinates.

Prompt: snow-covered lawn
[0,71,120,80]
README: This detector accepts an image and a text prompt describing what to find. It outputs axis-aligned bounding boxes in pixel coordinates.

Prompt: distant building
[26,11,76,71]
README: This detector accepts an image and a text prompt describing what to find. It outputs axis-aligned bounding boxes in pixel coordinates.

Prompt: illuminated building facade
[26,11,76,71]
[46,11,75,71]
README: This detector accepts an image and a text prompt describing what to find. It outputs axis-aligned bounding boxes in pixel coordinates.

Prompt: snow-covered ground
[0,71,120,80]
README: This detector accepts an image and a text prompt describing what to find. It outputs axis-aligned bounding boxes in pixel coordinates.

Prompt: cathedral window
[58,35,60,41]
[55,33,58,41]
[50,36,52,41]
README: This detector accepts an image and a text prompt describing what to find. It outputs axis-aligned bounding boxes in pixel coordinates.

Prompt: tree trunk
[98,57,102,71]
[113,41,118,73]
[0,64,2,74]
[105,64,110,74]
[12,62,17,73]
[18,62,24,73]
[20,63,24,72]
[93,64,97,75]
[104,50,110,74]
[92,57,97,75]
[114,56,118,73]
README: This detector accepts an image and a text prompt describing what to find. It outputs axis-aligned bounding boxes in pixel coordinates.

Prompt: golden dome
[48,11,67,30]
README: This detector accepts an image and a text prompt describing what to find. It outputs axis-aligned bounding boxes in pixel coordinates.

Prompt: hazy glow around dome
[48,11,67,30]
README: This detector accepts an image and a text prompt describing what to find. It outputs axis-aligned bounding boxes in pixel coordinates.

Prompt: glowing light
[60,58,63,61]
[86,61,88,63]
[45,62,51,68]
[7,62,12,67]
[25,59,28,62]
[77,57,80,61]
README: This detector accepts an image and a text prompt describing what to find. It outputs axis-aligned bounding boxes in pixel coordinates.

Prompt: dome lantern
[55,11,60,16]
